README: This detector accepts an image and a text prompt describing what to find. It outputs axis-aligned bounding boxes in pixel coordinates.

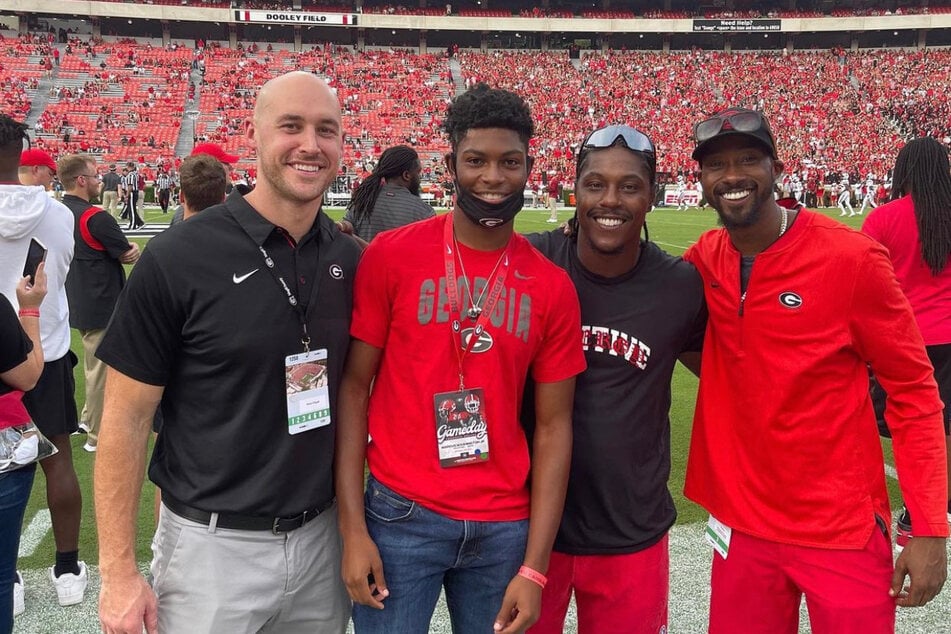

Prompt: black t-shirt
[0,294,32,398]
[97,192,361,516]
[523,231,706,554]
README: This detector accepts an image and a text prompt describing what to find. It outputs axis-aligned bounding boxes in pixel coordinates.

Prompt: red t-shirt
[351,214,586,521]
[684,210,947,548]
[862,194,951,346]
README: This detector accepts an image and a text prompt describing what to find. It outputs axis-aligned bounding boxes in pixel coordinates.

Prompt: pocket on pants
[365,477,416,523]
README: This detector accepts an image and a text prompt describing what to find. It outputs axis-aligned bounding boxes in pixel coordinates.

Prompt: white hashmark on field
[17,509,51,558]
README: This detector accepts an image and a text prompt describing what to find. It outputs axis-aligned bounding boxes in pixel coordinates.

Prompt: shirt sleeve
[87,210,132,260]
[849,244,948,537]
[349,238,391,349]
[530,268,586,384]
[96,247,183,386]
[860,207,885,244]
[0,294,31,375]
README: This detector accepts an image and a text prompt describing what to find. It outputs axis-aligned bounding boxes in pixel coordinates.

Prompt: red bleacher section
[7,34,951,186]
[31,38,191,170]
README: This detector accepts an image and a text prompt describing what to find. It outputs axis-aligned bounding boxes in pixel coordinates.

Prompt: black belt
[163,495,335,534]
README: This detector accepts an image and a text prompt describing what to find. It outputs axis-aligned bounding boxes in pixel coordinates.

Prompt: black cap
[692,108,777,161]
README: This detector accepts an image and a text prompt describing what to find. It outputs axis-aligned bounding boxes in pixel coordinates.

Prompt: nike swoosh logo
[232,269,260,284]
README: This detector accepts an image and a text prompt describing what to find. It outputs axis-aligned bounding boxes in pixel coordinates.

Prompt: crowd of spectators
[4,32,949,192]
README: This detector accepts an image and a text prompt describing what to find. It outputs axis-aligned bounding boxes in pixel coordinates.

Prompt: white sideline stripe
[18,509,51,558]
[885,463,898,481]
[654,240,692,251]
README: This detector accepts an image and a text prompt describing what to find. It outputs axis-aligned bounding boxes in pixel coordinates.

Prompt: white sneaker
[82,441,97,453]
[77,421,90,433]
[50,561,88,606]
[13,571,24,616]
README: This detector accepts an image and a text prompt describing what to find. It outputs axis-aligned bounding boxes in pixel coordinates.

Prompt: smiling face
[575,146,653,275]
[447,127,529,205]
[247,72,343,207]
[698,137,783,230]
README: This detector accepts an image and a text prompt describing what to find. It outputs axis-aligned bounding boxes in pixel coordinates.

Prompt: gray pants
[153,503,350,633]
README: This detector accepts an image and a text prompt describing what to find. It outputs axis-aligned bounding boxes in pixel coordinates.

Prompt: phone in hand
[22,238,47,285]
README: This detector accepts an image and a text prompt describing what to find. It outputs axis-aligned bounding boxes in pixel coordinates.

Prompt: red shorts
[529,533,668,634]
[709,525,895,634]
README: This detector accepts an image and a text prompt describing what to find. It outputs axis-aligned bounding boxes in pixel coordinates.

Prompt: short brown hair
[180,154,227,215]
[57,154,96,191]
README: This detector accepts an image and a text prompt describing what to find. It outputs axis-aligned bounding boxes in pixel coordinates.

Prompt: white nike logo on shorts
[232,269,260,284]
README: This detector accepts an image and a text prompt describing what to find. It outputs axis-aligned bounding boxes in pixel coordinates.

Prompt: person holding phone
[0,115,88,612]
[0,260,47,632]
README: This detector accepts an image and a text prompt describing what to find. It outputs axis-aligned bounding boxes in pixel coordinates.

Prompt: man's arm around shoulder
[494,377,575,634]
[95,367,162,634]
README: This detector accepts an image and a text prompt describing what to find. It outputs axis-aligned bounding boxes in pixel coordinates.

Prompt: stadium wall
[6,0,951,35]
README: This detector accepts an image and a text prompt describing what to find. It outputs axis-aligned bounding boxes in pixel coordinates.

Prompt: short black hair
[442,83,534,150]
[0,114,29,158]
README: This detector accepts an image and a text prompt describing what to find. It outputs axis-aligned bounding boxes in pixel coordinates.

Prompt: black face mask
[454,182,524,228]
[451,154,531,228]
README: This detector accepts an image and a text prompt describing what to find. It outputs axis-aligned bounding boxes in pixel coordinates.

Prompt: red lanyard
[442,214,513,390]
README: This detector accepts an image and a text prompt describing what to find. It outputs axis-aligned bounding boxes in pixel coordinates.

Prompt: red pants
[529,533,668,634]
[709,527,895,634]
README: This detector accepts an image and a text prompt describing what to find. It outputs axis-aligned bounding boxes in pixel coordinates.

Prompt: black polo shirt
[62,194,132,330]
[97,191,361,516]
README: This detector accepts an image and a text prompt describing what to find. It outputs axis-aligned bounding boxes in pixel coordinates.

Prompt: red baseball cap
[20,149,57,173]
[191,142,239,165]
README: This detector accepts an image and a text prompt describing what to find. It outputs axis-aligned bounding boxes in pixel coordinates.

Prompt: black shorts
[22,351,79,437]
[929,343,951,435]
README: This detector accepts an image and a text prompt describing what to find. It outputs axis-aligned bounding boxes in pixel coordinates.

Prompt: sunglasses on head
[694,111,772,144]
[577,125,656,171]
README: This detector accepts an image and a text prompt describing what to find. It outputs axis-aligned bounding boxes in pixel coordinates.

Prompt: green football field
[15,204,935,633]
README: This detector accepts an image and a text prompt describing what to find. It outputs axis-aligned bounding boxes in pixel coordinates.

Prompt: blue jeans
[352,476,529,634]
[0,464,36,634]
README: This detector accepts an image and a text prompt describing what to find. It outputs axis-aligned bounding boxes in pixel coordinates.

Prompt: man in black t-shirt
[523,125,706,634]
[94,71,357,634]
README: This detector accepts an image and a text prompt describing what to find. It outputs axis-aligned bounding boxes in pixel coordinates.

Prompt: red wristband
[517,565,547,589]
[18,309,40,318]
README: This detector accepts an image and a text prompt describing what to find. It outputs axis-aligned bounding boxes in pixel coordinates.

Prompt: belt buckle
[272,510,308,534]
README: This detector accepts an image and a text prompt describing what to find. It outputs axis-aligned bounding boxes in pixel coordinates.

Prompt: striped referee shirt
[121,170,138,193]
[156,173,171,190]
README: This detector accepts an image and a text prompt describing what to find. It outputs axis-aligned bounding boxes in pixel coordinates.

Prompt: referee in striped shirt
[155,169,172,213]
[121,162,144,229]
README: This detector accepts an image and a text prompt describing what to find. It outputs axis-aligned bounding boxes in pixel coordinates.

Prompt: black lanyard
[256,237,319,353]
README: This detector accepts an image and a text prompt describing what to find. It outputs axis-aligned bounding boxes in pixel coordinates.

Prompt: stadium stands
[5,25,950,189]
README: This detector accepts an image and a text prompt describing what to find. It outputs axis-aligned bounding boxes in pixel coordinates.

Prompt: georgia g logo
[460,327,493,353]
[779,292,803,309]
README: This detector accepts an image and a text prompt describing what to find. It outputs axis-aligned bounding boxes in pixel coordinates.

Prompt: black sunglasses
[577,125,656,172]
[694,111,772,144]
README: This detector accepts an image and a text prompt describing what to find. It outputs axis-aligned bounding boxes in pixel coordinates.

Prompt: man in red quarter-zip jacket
[682,107,947,634]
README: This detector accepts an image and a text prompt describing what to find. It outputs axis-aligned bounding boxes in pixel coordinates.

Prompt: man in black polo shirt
[60,154,139,456]
[95,71,358,634]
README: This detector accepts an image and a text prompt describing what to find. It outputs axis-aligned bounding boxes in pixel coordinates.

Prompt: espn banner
[234,10,359,26]
[692,18,781,32]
